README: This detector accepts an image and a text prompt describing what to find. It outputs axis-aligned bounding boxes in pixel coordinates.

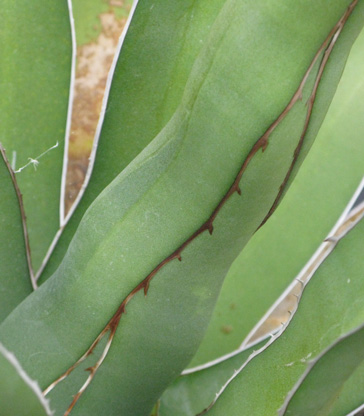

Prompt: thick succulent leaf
[204,198,364,415]
[159,340,265,416]
[0,148,32,321]
[39,0,227,282]
[0,0,73,270]
[0,344,52,416]
[0,1,361,415]
[280,324,364,416]
[191,20,364,366]
[162,193,364,416]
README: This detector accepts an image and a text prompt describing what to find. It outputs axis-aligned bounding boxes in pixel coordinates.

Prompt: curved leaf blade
[204,200,364,415]
[0,1,361,415]
[39,0,227,282]
[191,19,364,366]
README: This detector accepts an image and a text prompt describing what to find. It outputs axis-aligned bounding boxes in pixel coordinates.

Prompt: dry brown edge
[42,1,358,414]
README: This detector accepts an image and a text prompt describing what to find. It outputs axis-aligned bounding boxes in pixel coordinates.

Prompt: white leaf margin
[0,343,53,415]
[189,177,364,414]
[36,0,140,281]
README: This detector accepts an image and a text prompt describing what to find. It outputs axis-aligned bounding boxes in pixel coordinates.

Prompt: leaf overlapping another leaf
[0,1,363,415]
[191,15,364,367]
[204,198,364,415]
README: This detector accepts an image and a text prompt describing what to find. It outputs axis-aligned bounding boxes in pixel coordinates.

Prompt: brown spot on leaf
[65,6,131,215]
[221,325,233,335]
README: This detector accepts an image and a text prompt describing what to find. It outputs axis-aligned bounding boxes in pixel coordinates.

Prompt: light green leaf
[205,198,364,415]
[191,20,364,366]
[0,344,52,416]
[0,1,362,415]
[0,146,32,321]
[39,0,227,283]
[280,324,364,416]
[0,0,73,271]
[159,340,265,416]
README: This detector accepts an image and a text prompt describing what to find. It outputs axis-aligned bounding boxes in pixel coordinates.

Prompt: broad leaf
[0,0,72,270]
[40,0,228,282]
[0,344,51,416]
[0,147,32,321]
[191,19,364,366]
[39,0,227,282]
[0,1,362,415]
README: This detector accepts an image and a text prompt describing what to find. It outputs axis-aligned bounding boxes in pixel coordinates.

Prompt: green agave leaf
[39,0,227,283]
[0,0,73,271]
[0,344,52,416]
[0,147,32,321]
[204,195,364,415]
[191,19,364,366]
[0,1,362,415]
[280,323,364,416]
[159,340,266,416]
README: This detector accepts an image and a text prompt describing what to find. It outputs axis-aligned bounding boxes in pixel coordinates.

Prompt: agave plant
[1,0,364,415]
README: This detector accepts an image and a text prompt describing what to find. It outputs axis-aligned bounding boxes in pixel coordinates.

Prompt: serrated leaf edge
[197,178,364,415]
[40,3,359,413]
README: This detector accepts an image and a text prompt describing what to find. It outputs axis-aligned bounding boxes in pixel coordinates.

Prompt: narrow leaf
[0,145,32,321]
[0,0,73,270]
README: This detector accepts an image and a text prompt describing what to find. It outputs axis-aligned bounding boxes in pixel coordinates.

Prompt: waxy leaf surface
[191,18,364,366]
[205,199,364,415]
[0,1,362,415]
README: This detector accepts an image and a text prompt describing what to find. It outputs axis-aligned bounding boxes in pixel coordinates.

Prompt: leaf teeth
[41,1,360,412]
